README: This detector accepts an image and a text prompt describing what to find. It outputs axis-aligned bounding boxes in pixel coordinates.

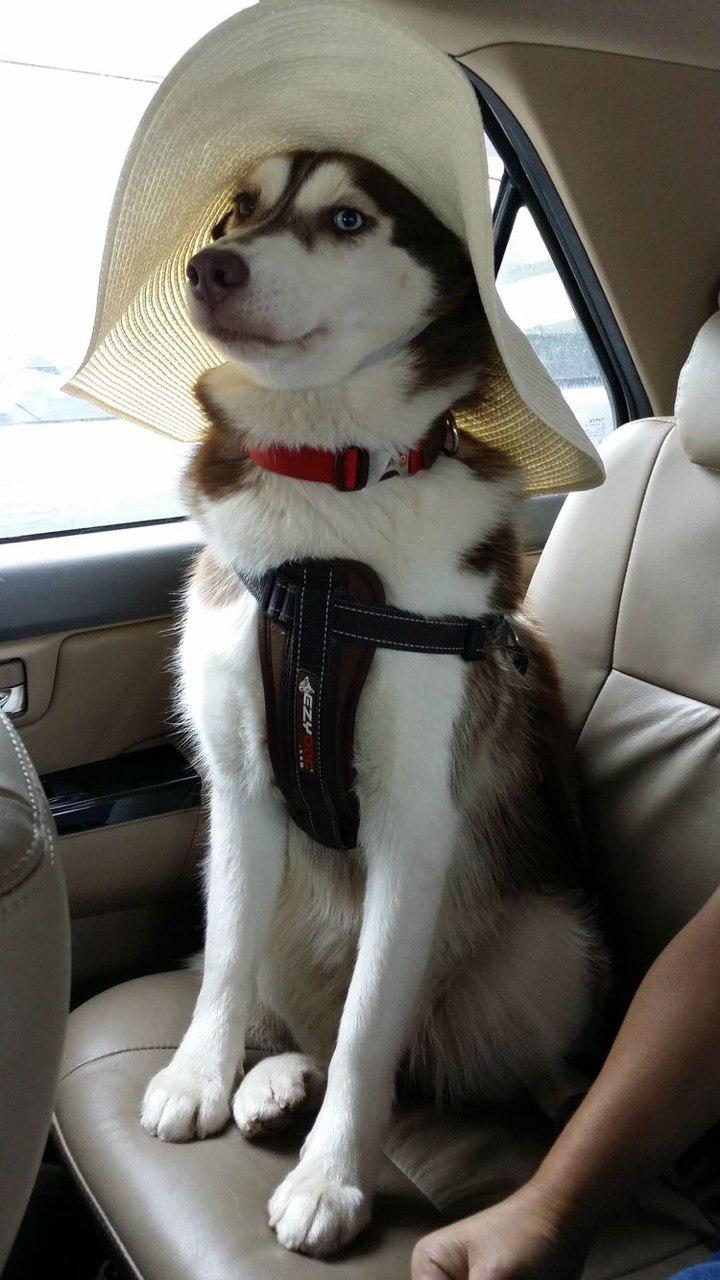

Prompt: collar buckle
[334,446,370,492]
[443,420,460,456]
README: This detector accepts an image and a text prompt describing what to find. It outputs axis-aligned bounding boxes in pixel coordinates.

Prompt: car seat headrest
[675,293,720,467]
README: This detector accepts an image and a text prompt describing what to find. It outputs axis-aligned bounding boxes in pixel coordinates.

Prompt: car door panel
[11,623,202,965]
[0,523,205,993]
[5,619,176,773]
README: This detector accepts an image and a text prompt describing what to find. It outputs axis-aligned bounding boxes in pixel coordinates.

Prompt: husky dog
[140,151,606,1257]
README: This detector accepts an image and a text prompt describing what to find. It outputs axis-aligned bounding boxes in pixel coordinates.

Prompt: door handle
[0,660,27,717]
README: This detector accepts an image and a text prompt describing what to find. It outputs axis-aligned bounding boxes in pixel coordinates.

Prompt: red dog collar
[248,418,454,492]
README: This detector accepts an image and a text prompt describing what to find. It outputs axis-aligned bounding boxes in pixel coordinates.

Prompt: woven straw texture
[65,0,604,497]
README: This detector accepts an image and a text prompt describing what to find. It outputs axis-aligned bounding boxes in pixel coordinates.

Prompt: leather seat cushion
[55,973,717,1280]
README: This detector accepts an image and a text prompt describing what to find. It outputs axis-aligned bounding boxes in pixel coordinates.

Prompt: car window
[485,137,504,211]
[0,2,257,542]
[495,205,615,447]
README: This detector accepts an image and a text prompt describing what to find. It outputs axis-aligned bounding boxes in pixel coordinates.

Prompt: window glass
[1,1,257,541]
[485,136,504,211]
[496,206,615,447]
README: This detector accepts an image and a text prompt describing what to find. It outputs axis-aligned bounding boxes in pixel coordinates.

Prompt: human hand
[410,1182,590,1280]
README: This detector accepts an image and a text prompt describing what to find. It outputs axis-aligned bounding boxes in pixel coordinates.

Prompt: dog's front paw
[268,1159,370,1256]
[233,1052,326,1139]
[140,1058,230,1142]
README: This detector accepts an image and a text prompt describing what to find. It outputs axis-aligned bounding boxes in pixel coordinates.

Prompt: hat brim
[64,0,605,497]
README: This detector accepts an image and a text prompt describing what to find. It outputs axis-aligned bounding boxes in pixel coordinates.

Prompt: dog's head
[186,150,479,390]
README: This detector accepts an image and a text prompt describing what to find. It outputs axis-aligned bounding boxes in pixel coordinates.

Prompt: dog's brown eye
[235,191,257,218]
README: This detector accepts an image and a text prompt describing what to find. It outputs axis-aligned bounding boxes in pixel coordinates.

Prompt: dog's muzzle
[186,246,249,308]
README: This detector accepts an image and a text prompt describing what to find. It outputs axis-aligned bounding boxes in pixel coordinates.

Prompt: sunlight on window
[485,137,503,211]
[497,207,615,447]
[0,1,257,538]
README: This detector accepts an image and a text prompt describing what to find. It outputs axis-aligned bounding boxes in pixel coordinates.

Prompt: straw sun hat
[65,0,604,497]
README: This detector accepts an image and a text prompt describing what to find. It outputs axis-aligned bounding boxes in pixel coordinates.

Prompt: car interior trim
[41,745,202,838]
[0,521,201,643]
[471,70,652,427]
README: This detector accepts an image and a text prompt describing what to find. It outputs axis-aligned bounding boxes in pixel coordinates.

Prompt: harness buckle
[504,623,530,675]
[261,572,294,625]
[462,617,490,661]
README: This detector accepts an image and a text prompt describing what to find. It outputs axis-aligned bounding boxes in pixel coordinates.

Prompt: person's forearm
[529,888,720,1235]
[409,892,720,1280]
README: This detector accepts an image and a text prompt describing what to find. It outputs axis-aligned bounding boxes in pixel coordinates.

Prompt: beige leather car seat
[52,308,720,1280]
[0,710,71,1270]
[528,305,720,987]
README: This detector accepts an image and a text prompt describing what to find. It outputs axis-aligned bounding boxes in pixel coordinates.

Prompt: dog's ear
[210,210,233,241]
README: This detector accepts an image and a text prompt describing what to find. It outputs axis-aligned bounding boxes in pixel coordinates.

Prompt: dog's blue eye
[235,191,257,217]
[331,208,365,233]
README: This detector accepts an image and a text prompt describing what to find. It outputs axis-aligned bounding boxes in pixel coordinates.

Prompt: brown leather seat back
[0,711,70,1268]
[528,306,720,979]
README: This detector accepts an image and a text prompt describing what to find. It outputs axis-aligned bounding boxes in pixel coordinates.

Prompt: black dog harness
[238,558,529,850]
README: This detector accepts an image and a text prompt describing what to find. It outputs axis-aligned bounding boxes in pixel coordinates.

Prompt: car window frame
[472,69,651,428]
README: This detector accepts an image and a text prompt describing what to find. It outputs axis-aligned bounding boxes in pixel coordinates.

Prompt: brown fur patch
[457,434,520,484]
[246,1002,296,1054]
[462,521,524,614]
[457,439,523,612]
[450,614,586,897]
[185,374,254,503]
[519,617,589,871]
[192,547,242,609]
[407,294,493,400]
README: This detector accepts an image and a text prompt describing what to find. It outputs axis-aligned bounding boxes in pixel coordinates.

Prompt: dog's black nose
[186,247,249,306]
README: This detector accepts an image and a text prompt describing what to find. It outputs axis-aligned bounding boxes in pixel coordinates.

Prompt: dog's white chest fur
[182,443,510,808]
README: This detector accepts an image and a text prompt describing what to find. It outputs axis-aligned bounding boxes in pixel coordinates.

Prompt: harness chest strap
[239,559,529,852]
[241,564,529,665]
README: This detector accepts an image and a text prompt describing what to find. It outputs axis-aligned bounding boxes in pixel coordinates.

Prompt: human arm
[411,886,720,1279]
